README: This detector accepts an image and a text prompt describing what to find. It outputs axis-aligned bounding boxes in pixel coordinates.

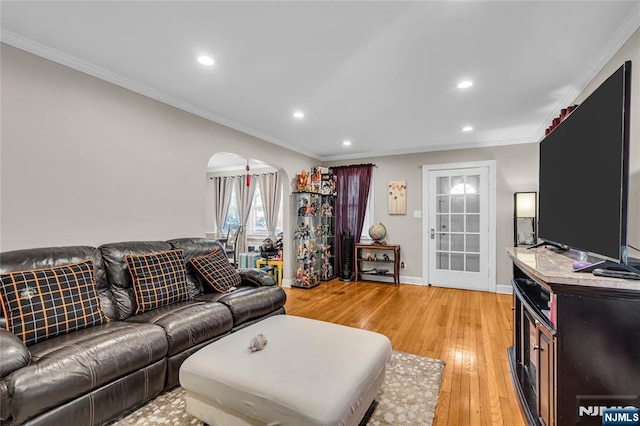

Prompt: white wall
[0,43,316,280]
[574,27,640,256]
[327,143,539,288]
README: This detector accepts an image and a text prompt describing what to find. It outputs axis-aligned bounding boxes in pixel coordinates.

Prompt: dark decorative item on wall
[368,223,387,245]
[514,192,537,246]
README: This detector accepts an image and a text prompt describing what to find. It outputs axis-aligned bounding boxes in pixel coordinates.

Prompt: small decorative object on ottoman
[180,315,391,426]
[248,333,267,352]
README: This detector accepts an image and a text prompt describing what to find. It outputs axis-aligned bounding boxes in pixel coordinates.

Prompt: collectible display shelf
[292,191,336,288]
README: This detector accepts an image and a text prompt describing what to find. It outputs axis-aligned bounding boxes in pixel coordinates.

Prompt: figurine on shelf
[296,170,309,192]
[365,251,372,261]
[321,202,333,217]
[298,197,309,216]
[321,174,337,195]
[296,267,304,284]
[309,201,317,216]
[310,167,322,193]
[383,253,390,262]
[305,224,314,239]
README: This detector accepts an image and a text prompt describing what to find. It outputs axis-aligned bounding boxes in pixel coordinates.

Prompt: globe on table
[368,223,387,244]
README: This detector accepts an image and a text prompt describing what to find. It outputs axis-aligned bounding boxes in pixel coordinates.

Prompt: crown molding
[320,136,539,162]
[0,29,322,162]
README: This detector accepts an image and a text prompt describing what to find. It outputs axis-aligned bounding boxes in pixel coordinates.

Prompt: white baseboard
[399,275,426,285]
[283,276,512,293]
[496,284,513,294]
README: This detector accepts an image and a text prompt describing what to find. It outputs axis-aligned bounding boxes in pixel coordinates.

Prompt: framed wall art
[388,181,406,215]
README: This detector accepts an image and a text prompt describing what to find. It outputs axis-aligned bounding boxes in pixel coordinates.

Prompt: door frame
[421,160,497,292]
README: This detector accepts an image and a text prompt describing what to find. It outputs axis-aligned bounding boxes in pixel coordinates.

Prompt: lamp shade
[515,192,536,218]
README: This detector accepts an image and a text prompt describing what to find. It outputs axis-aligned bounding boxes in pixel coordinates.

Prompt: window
[360,173,375,241]
[223,186,283,236]
[223,190,240,234]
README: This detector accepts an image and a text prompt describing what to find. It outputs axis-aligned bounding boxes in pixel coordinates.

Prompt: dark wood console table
[506,247,640,426]
[354,243,400,285]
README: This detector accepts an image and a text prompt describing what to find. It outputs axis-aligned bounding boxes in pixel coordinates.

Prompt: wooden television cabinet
[507,247,640,426]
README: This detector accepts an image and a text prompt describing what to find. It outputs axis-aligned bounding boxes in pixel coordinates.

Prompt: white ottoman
[179,315,391,426]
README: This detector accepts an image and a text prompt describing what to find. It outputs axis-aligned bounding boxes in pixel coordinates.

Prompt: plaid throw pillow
[190,248,241,293]
[0,261,108,346]
[126,250,190,314]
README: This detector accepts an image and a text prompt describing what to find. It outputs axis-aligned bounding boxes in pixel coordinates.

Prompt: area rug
[113,351,445,426]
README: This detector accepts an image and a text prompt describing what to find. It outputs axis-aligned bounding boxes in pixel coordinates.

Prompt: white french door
[423,163,494,292]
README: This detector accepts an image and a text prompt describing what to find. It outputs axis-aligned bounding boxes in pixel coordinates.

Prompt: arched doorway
[205,152,287,279]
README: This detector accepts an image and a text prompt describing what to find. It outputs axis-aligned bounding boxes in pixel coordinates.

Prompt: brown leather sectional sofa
[0,237,286,425]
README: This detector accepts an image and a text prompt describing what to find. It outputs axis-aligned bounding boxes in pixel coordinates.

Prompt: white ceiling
[2,1,639,162]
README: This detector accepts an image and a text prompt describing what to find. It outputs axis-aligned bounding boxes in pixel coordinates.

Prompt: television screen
[538,61,631,263]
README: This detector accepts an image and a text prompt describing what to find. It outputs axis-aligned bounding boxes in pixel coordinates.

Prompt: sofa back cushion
[190,248,242,293]
[99,241,175,319]
[167,238,227,293]
[126,250,190,314]
[0,246,117,321]
[0,260,109,346]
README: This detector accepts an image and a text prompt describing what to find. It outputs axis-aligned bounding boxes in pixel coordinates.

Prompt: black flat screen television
[538,60,634,269]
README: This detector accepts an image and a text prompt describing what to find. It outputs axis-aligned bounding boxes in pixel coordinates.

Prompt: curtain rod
[208,172,277,180]
[329,163,377,170]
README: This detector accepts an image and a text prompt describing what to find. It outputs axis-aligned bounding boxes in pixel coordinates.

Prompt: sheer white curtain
[257,172,282,238]
[234,176,257,254]
[212,176,234,236]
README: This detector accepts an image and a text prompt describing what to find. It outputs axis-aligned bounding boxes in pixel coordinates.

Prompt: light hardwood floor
[283,280,526,426]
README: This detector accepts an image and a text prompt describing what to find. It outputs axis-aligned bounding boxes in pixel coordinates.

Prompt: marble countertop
[506,247,640,291]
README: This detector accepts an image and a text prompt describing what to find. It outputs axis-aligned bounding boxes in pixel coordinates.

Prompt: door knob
[430,229,435,239]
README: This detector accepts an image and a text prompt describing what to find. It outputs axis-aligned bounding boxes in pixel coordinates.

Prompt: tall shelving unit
[292,192,336,288]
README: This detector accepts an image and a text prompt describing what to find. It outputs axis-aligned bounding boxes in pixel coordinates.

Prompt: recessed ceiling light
[457,80,473,89]
[293,111,305,119]
[462,126,473,132]
[342,140,352,146]
[197,56,214,66]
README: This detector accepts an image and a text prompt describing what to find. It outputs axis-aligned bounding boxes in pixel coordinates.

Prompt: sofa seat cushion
[126,300,233,356]
[4,321,167,424]
[203,286,286,327]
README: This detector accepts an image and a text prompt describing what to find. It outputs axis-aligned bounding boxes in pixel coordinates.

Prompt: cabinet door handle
[531,344,542,351]
[430,228,435,239]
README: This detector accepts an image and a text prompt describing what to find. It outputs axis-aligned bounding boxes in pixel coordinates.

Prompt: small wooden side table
[354,243,401,285]
[256,259,283,287]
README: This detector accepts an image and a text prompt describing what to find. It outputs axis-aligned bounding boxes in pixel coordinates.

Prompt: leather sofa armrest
[237,268,276,287]
[0,329,31,379]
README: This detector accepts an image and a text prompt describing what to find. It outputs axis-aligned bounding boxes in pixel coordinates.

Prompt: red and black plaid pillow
[0,261,109,346]
[126,250,190,314]
[190,248,241,293]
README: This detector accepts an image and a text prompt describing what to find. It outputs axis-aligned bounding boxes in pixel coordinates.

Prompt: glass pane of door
[434,173,482,272]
